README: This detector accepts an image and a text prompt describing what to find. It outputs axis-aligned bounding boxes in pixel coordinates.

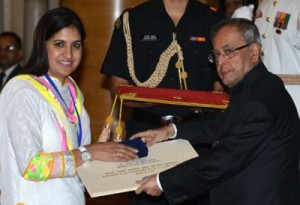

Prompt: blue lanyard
[45,74,82,147]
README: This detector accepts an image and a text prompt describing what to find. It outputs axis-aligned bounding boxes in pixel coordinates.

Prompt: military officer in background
[100,0,225,204]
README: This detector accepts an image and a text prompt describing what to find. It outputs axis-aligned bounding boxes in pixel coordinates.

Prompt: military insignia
[114,17,121,29]
[274,11,291,30]
[189,36,206,42]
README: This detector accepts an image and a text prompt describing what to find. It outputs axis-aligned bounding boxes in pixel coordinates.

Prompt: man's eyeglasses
[0,45,17,52]
[208,44,251,63]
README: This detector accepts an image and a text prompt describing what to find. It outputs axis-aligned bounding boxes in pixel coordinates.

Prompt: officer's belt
[277,74,300,85]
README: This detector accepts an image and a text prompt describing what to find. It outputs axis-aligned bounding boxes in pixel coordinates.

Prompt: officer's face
[212,26,258,88]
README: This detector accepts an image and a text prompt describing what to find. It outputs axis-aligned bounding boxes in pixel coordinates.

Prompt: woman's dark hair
[23,7,86,76]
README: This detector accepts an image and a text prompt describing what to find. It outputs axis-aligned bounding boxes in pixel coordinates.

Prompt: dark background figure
[0,31,23,91]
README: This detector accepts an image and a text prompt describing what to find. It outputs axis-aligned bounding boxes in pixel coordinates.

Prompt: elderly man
[131,18,300,205]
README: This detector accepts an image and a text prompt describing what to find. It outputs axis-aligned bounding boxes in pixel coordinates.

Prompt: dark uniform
[101,0,225,204]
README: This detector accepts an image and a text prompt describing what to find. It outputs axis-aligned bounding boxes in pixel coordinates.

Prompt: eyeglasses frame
[208,43,251,63]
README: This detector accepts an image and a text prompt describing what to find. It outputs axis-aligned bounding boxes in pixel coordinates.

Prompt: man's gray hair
[211,18,261,46]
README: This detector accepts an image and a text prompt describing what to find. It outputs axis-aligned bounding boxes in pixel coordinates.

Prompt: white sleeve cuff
[168,123,177,139]
[156,173,163,191]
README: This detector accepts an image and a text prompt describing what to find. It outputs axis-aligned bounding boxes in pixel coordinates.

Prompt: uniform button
[273,0,278,6]
[266,17,271,22]
[262,34,267,39]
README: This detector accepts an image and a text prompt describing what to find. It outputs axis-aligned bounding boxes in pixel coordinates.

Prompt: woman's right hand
[87,141,139,162]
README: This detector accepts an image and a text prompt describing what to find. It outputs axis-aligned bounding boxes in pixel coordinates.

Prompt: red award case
[117,85,229,109]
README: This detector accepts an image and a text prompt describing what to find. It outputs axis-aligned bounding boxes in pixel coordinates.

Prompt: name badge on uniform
[274,11,291,30]
[189,36,206,42]
[140,34,159,41]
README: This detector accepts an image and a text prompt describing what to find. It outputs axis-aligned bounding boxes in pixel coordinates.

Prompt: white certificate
[77,139,198,198]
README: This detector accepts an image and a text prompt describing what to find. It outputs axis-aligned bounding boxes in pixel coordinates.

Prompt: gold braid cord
[123,11,188,89]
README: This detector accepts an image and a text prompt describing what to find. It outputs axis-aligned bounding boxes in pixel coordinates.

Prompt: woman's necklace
[45,74,82,147]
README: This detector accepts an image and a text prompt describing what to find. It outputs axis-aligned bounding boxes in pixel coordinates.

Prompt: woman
[0,7,138,205]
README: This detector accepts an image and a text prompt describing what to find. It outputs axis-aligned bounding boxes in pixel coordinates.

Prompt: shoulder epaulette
[114,8,132,29]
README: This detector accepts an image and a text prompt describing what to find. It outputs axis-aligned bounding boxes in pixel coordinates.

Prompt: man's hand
[130,125,175,146]
[135,175,162,196]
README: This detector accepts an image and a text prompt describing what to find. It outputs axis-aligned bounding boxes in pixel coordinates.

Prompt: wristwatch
[78,146,91,163]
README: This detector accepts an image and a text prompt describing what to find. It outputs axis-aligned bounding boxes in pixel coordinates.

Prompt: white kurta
[0,76,91,205]
[255,0,300,115]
